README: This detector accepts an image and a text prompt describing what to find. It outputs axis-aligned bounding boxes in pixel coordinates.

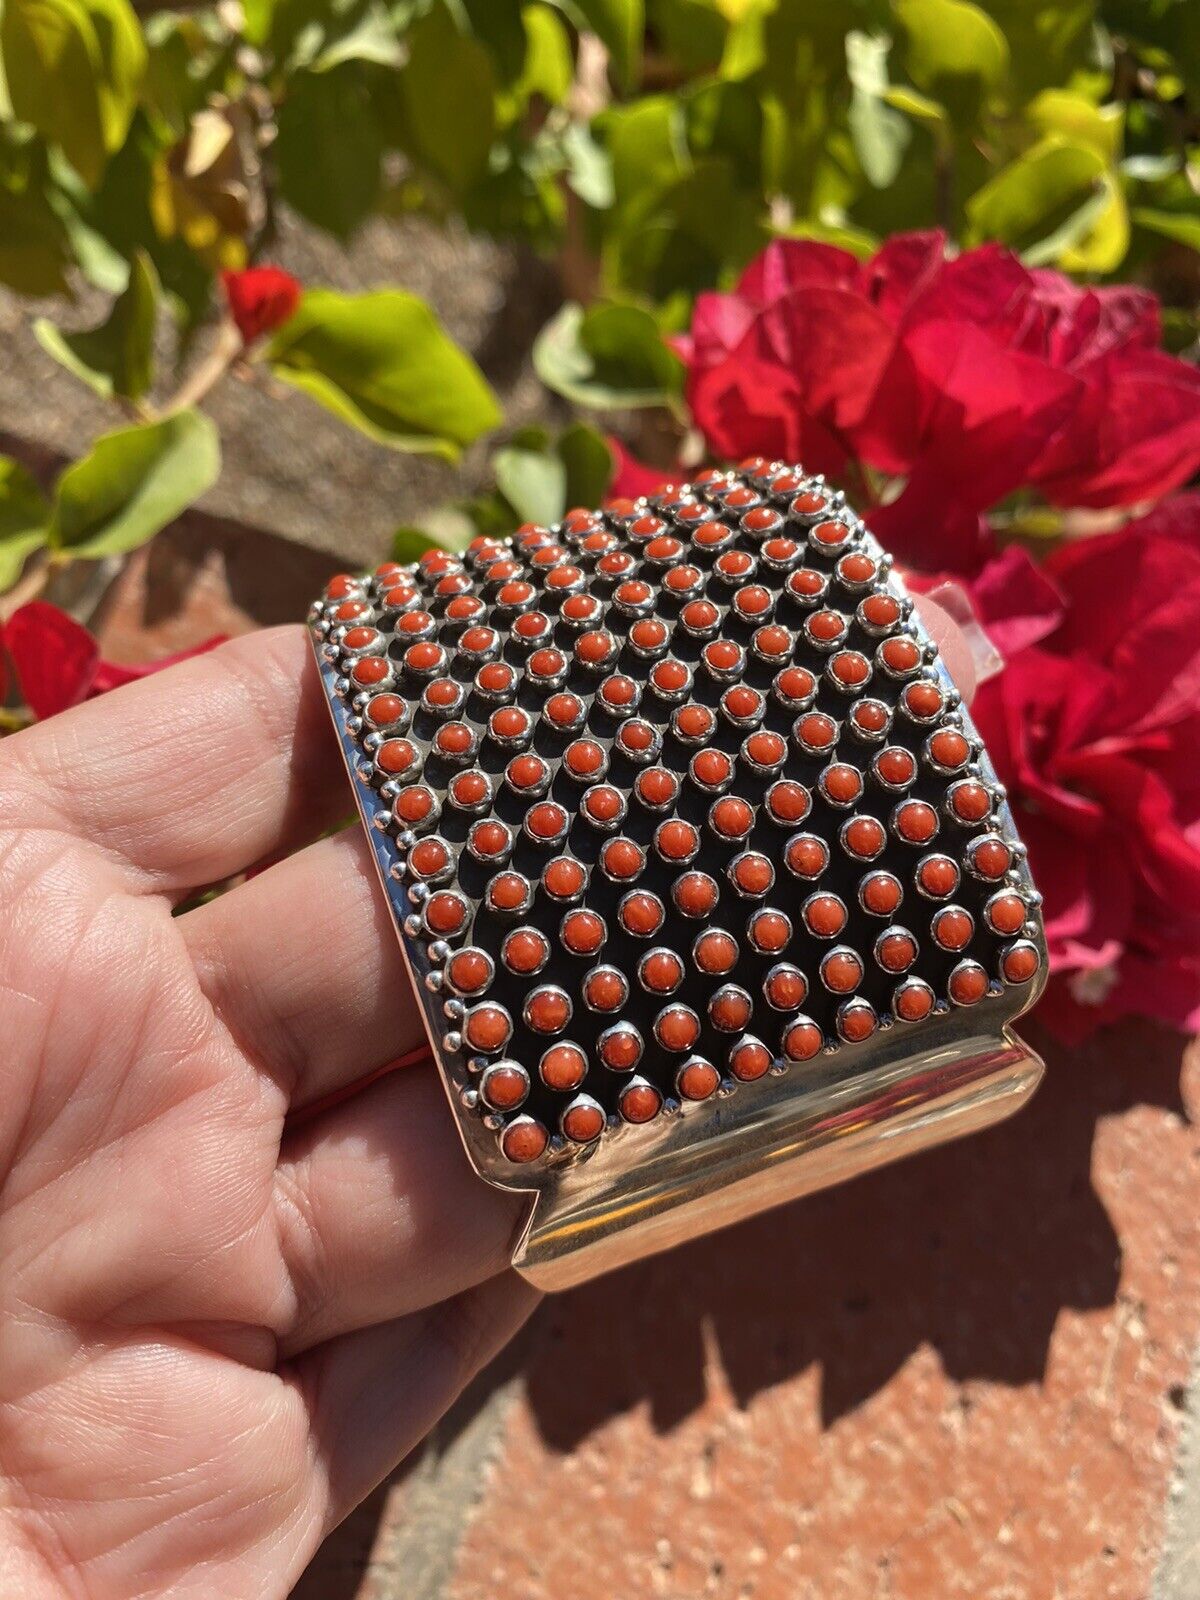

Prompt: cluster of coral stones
[313,461,1043,1166]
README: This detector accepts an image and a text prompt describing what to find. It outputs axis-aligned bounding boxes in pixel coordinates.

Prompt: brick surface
[297,1025,1198,1599]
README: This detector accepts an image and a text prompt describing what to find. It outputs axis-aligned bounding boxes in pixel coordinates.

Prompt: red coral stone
[782,1020,823,1061]
[562,1101,605,1143]
[710,988,752,1032]
[786,834,829,878]
[637,767,679,808]
[875,747,917,787]
[619,1081,662,1124]
[620,891,664,937]
[656,1006,701,1052]
[487,872,531,913]
[821,949,864,993]
[986,892,1027,935]
[490,706,529,741]
[796,712,837,752]
[894,800,938,844]
[749,909,791,953]
[839,1002,877,1042]
[843,815,885,859]
[932,906,974,951]
[724,685,764,722]
[447,949,491,995]
[507,754,548,791]
[807,609,846,642]
[830,651,871,688]
[929,728,970,770]
[674,871,719,917]
[894,980,934,1022]
[465,1004,512,1052]
[969,836,1012,880]
[544,857,586,900]
[1001,943,1040,983]
[767,781,811,824]
[527,801,568,841]
[711,796,754,840]
[695,930,738,975]
[564,739,605,778]
[704,639,744,673]
[917,854,960,898]
[501,1120,548,1164]
[585,967,627,1012]
[861,594,900,628]
[631,618,669,651]
[656,819,699,862]
[351,656,389,686]
[678,1060,720,1101]
[692,748,733,789]
[450,771,489,808]
[377,739,418,775]
[561,909,606,956]
[860,871,902,916]
[482,1063,529,1111]
[764,965,807,1010]
[949,781,992,823]
[803,894,847,939]
[545,691,584,728]
[821,763,863,805]
[902,681,944,720]
[876,930,917,973]
[409,838,449,878]
[600,1026,642,1071]
[601,837,645,880]
[745,731,787,770]
[394,786,435,825]
[949,962,989,1006]
[434,722,474,757]
[526,987,571,1033]
[732,853,773,896]
[541,1043,587,1092]
[503,927,549,974]
[851,700,890,735]
[641,950,684,994]
[730,1040,773,1080]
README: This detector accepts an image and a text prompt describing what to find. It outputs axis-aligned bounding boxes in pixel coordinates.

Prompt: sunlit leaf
[1,0,145,189]
[0,459,50,591]
[533,300,683,410]
[33,250,158,400]
[268,288,502,458]
[50,411,220,558]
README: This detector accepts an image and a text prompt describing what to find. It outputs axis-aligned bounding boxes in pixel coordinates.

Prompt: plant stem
[163,319,244,415]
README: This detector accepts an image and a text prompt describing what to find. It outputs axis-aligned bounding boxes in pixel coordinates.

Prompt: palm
[0,628,531,1600]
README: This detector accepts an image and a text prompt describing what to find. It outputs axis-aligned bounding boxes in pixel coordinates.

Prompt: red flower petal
[220,266,302,345]
[4,602,100,719]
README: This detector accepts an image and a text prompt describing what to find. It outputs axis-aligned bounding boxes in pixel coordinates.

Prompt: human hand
[0,626,535,1600]
[0,603,975,1599]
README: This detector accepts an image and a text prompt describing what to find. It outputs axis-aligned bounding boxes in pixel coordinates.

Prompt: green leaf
[895,0,1008,121]
[533,300,683,410]
[558,421,614,508]
[275,67,383,238]
[392,505,478,560]
[568,0,644,89]
[49,411,220,559]
[1025,90,1124,165]
[965,137,1107,257]
[1,0,146,189]
[0,128,71,294]
[846,30,912,189]
[0,459,50,591]
[400,2,496,193]
[32,250,158,400]
[561,120,614,208]
[493,444,568,526]
[1132,205,1200,253]
[267,288,502,459]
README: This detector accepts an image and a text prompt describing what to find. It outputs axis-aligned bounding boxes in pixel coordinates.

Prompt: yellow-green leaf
[50,411,220,558]
[895,0,1008,121]
[0,458,50,591]
[33,249,158,400]
[1,0,145,189]
[267,289,502,459]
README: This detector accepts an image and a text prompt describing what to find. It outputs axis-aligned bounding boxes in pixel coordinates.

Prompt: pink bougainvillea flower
[679,232,1200,574]
[969,501,1200,1037]
[220,265,302,345]
[3,602,226,721]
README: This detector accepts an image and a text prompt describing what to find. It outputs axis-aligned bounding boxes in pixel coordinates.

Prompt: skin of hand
[0,601,973,1600]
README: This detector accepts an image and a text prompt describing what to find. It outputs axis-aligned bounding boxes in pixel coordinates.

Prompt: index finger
[0,625,350,896]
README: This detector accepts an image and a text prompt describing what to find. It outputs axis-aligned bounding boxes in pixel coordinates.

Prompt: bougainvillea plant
[610,231,1200,1040]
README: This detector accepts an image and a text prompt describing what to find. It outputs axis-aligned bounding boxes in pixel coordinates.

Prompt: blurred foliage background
[0,0,1197,585]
